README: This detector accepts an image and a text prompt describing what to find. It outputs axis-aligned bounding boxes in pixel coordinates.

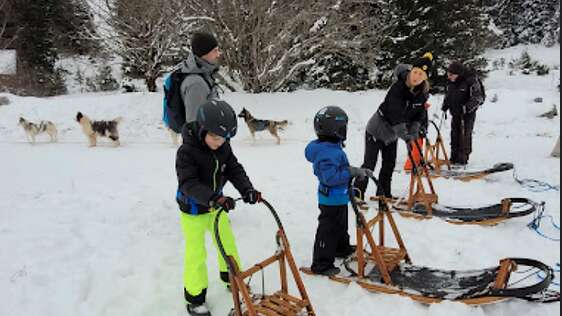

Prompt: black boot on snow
[187,303,211,316]
[336,245,357,259]
[314,267,341,277]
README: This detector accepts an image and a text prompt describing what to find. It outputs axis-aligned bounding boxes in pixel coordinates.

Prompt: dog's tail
[276,120,289,131]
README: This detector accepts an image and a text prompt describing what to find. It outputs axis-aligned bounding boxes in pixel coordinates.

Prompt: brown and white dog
[18,117,58,144]
[76,112,122,147]
[238,108,289,145]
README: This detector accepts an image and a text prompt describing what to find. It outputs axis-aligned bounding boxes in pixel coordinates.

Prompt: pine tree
[11,0,58,94]
[486,0,560,47]
[50,0,97,54]
[374,0,489,89]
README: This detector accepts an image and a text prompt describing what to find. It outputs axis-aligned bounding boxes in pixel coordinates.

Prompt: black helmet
[314,106,349,141]
[197,100,238,139]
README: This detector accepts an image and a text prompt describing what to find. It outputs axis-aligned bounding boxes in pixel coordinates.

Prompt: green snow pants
[180,210,242,304]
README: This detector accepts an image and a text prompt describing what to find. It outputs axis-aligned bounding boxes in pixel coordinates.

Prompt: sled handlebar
[213,198,285,277]
[349,174,389,222]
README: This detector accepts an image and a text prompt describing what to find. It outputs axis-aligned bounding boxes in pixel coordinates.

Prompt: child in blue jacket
[305,106,370,276]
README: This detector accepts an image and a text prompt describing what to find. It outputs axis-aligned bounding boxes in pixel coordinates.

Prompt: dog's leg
[270,127,281,145]
[49,131,56,143]
[89,135,96,147]
[31,134,36,145]
[251,131,256,144]
[50,127,58,143]
[110,135,120,147]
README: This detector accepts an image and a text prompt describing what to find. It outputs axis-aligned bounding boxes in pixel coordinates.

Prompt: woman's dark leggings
[355,132,398,199]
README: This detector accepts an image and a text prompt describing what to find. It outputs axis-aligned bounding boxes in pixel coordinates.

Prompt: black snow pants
[451,112,477,165]
[311,204,351,273]
[355,132,398,199]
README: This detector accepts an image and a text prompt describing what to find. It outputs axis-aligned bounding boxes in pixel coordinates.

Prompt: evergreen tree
[374,0,489,89]
[486,0,560,47]
[50,0,97,54]
[11,0,59,94]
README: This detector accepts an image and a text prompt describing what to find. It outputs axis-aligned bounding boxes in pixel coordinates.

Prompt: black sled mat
[408,198,538,223]
[362,258,560,303]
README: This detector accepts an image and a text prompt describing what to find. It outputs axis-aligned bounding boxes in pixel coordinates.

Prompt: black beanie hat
[412,52,434,75]
[191,32,219,58]
[448,61,465,75]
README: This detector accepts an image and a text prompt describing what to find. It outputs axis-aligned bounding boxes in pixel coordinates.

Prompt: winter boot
[336,245,357,259]
[187,303,211,316]
[313,266,341,277]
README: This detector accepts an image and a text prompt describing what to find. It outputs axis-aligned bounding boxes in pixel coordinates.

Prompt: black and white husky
[18,117,58,144]
[76,112,123,147]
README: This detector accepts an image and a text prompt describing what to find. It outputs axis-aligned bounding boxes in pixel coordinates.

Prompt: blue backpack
[162,70,215,133]
[162,70,190,134]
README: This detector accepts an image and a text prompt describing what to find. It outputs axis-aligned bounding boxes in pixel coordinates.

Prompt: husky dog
[238,108,289,145]
[76,112,123,147]
[18,117,58,144]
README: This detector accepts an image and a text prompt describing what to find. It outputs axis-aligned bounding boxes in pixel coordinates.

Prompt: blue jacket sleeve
[315,152,351,187]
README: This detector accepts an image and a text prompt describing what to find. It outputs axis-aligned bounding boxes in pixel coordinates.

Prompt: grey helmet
[314,106,349,141]
[197,100,238,139]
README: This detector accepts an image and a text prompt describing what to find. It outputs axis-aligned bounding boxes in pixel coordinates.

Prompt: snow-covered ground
[0,46,560,316]
[0,49,17,75]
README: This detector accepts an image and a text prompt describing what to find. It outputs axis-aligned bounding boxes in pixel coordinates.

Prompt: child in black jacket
[176,100,262,316]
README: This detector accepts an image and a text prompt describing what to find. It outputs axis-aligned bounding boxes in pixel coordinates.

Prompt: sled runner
[376,141,539,226]
[423,121,514,181]
[302,176,560,305]
[215,200,316,316]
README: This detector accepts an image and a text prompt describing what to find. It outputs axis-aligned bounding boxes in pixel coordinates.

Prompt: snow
[0,46,560,316]
[56,55,124,95]
[0,49,16,75]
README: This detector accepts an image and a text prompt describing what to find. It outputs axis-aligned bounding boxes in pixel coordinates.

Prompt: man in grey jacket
[181,32,221,124]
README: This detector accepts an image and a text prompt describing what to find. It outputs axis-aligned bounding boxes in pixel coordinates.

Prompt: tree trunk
[146,76,157,92]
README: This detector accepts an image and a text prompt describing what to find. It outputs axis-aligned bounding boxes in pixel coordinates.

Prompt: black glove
[212,196,236,212]
[243,189,262,205]
[349,166,372,180]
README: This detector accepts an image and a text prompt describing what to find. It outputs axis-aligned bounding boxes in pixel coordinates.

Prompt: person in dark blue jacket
[305,106,370,276]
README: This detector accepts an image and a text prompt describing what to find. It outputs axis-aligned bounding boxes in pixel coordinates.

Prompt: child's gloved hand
[243,189,262,205]
[212,196,237,212]
[349,166,372,180]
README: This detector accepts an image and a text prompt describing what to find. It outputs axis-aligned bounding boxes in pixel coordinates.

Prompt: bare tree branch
[191,0,394,92]
[84,0,212,91]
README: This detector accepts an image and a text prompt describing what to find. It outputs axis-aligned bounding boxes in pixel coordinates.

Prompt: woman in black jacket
[442,61,485,165]
[355,53,433,200]
[176,100,262,316]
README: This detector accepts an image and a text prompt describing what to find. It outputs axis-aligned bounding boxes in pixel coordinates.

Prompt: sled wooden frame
[215,200,316,316]
[407,140,439,215]
[352,202,514,305]
[424,121,452,175]
[387,141,515,226]
[302,186,521,305]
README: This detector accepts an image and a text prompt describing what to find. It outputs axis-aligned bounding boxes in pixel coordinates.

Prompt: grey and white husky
[18,117,58,144]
